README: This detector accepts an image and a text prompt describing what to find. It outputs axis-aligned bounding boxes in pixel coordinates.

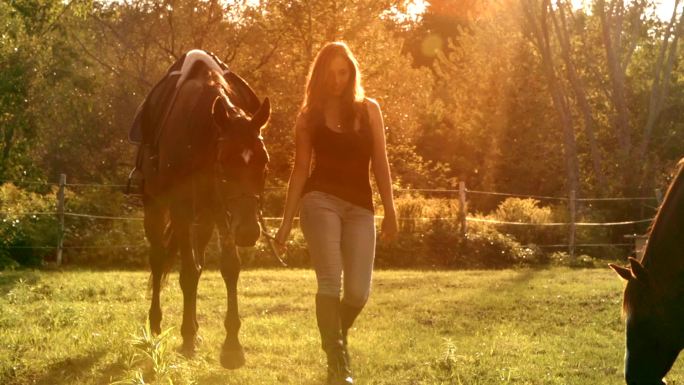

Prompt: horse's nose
[625,375,667,385]
[625,356,668,385]
[235,221,261,247]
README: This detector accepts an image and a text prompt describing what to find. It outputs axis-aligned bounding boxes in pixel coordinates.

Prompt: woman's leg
[300,192,344,299]
[339,205,376,375]
[299,192,352,384]
[340,206,376,333]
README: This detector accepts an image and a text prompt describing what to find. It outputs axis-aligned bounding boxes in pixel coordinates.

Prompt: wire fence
[1,175,661,258]
[0,178,662,201]
[3,212,656,227]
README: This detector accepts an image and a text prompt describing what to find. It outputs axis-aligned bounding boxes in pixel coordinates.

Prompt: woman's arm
[367,99,398,240]
[276,114,313,244]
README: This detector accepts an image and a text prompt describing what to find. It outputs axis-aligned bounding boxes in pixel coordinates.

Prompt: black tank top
[302,103,374,211]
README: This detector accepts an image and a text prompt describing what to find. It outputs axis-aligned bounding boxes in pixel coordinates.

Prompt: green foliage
[464,224,539,267]
[0,183,630,269]
[112,324,194,385]
[61,187,146,267]
[1,0,680,267]
[490,198,566,246]
[374,193,539,268]
[547,251,604,268]
[0,183,59,267]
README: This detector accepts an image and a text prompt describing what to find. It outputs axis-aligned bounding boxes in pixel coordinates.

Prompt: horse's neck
[645,167,684,285]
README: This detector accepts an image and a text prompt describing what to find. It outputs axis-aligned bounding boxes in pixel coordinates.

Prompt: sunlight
[387,0,428,23]
[570,0,680,21]
[406,0,428,19]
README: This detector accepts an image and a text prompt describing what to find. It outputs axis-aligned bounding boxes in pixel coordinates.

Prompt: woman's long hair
[300,42,365,132]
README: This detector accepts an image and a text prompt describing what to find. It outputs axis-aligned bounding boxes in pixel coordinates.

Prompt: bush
[374,194,538,268]
[460,223,537,268]
[0,183,59,268]
[0,183,617,270]
[62,187,147,267]
[261,187,287,217]
[548,251,604,268]
[573,207,629,260]
[489,198,566,246]
[375,193,456,267]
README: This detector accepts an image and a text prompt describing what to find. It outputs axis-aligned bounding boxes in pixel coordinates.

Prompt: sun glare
[406,0,428,19]
[388,0,428,23]
[570,0,681,21]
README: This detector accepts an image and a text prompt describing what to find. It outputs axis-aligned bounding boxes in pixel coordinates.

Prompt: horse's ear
[212,96,230,127]
[609,263,634,281]
[628,257,649,281]
[250,97,270,131]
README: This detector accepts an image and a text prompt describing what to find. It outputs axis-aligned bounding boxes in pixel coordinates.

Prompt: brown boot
[316,294,353,385]
[340,301,363,346]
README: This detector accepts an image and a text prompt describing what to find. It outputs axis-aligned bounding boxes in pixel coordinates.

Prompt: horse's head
[211,93,270,247]
[610,258,678,385]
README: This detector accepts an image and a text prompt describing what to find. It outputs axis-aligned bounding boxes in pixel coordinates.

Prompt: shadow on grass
[194,370,325,385]
[27,349,126,385]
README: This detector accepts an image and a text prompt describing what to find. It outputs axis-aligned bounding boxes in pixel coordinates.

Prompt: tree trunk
[522,0,581,199]
[596,0,649,194]
[551,1,607,191]
[637,1,684,190]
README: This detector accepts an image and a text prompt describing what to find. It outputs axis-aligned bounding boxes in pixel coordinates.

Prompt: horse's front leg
[143,196,166,335]
[188,215,213,340]
[171,208,202,357]
[218,228,245,369]
[179,229,202,355]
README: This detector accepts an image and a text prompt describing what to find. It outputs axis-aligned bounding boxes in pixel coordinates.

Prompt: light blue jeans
[299,190,376,307]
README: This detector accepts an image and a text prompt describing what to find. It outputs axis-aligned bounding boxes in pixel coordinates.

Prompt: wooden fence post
[56,174,66,266]
[568,189,576,259]
[459,181,467,237]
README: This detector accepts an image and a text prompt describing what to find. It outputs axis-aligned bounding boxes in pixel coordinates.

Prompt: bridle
[213,134,287,267]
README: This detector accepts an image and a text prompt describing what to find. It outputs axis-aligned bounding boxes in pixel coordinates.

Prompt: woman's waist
[307,168,371,187]
[302,184,374,212]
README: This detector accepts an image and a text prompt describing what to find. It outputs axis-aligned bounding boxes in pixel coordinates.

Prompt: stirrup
[126,167,144,196]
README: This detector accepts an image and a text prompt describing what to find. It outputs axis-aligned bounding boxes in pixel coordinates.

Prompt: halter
[212,136,287,267]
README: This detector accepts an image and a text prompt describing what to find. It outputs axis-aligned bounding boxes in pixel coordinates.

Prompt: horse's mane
[640,159,684,268]
[622,159,684,316]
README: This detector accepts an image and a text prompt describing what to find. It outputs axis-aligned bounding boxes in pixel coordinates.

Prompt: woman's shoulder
[295,107,323,136]
[361,97,382,123]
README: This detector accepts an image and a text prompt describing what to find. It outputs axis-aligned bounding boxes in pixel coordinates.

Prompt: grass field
[1,267,683,385]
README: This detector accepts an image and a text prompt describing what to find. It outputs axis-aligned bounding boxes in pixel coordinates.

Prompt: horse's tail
[147,222,178,291]
[161,223,177,285]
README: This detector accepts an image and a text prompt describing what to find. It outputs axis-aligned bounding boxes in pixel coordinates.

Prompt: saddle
[127,50,260,195]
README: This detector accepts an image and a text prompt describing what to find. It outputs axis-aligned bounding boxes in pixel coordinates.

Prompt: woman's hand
[380,212,398,243]
[274,222,292,255]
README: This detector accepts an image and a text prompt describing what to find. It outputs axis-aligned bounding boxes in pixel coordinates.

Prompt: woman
[275,42,398,385]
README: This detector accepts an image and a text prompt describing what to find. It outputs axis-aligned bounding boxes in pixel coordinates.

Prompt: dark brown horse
[139,56,270,368]
[610,158,684,384]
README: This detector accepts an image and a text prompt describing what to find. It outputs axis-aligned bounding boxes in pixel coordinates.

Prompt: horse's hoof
[220,345,245,369]
[177,340,197,358]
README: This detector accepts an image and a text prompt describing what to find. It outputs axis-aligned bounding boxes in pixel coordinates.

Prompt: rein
[257,196,288,267]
